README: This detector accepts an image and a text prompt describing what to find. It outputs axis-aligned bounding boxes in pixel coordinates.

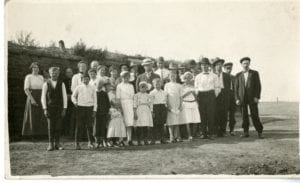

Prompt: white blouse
[24,74,44,90]
[116,82,135,100]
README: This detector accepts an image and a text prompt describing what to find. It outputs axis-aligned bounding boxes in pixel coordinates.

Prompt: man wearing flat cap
[154,56,170,87]
[194,57,220,140]
[235,57,263,138]
[223,62,237,135]
[212,58,231,137]
[136,58,160,92]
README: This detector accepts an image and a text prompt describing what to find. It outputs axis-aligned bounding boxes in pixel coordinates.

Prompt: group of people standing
[22,55,264,151]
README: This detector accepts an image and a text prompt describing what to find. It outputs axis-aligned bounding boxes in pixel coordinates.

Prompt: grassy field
[8,102,300,176]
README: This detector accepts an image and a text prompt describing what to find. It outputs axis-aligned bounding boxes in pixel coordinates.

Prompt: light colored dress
[134,92,153,127]
[116,82,135,127]
[164,82,185,126]
[107,92,127,138]
[182,85,201,124]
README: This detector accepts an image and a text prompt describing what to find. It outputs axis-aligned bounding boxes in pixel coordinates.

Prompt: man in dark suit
[235,57,263,138]
[223,62,237,136]
[212,58,231,137]
[136,58,160,92]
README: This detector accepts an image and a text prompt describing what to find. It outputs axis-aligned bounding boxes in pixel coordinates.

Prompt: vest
[46,80,63,108]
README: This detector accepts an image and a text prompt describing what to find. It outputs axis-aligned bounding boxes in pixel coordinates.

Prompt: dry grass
[8,102,300,176]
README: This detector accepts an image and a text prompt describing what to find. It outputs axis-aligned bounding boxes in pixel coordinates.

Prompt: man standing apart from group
[235,57,263,138]
[223,62,237,135]
[194,58,219,140]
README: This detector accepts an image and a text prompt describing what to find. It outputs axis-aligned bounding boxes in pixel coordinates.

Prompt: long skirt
[22,89,48,136]
[166,94,185,126]
[120,99,134,127]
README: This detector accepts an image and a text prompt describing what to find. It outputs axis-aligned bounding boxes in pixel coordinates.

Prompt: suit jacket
[234,69,261,104]
[219,72,231,109]
[136,72,160,92]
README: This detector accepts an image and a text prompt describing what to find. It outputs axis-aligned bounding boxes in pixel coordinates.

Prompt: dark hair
[81,73,90,79]
[119,64,129,70]
[88,68,97,74]
[77,60,87,67]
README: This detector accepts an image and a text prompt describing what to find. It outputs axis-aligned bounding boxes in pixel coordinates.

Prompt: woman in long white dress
[116,71,135,146]
[181,72,201,141]
[164,72,184,143]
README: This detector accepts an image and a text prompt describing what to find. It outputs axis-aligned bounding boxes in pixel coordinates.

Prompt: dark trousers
[46,106,63,144]
[241,92,263,133]
[215,90,228,135]
[152,104,167,140]
[62,99,74,137]
[198,91,216,136]
[75,106,94,143]
[228,91,236,132]
[93,113,108,141]
[137,127,151,141]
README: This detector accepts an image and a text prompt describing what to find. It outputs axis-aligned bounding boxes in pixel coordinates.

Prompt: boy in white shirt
[41,67,67,151]
[72,74,97,150]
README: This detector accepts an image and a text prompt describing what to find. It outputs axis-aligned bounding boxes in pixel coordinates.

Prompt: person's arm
[179,86,183,111]
[71,86,79,107]
[133,94,138,120]
[213,75,219,97]
[135,76,140,92]
[194,75,199,94]
[254,71,261,103]
[234,74,241,105]
[93,88,97,112]
[24,75,38,105]
[62,83,68,109]
[71,74,77,92]
[41,83,48,110]
[116,84,121,105]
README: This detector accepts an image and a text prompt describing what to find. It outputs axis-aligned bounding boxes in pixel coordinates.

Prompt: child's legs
[126,127,132,141]
[186,124,192,137]
[174,125,181,139]
[84,107,94,143]
[75,107,84,144]
[168,126,174,140]
[136,127,142,142]
[147,127,153,141]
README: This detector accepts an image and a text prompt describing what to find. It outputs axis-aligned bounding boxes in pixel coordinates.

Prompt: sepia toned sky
[6,0,300,101]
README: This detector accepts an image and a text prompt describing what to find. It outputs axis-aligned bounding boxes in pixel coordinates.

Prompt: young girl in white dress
[164,72,184,143]
[134,81,153,146]
[116,71,135,146]
[181,72,201,141]
[106,83,127,147]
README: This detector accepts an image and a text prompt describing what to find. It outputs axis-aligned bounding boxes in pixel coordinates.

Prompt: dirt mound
[235,160,300,175]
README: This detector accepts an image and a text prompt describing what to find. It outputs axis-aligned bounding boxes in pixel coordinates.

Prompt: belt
[183,100,196,103]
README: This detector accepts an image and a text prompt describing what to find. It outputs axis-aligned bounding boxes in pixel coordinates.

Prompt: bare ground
[8,102,300,176]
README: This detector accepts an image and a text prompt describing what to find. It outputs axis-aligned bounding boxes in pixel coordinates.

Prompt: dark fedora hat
[198,57,211,65]
[240,57,251,63]
[223,62,233,67]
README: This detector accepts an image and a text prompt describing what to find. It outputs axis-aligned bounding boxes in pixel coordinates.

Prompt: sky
[5,0,300,101]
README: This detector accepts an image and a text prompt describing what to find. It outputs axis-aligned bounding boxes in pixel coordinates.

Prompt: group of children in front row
[43,66,200,151]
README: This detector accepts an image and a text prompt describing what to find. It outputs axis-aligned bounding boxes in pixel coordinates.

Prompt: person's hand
[31,99,38,106]
[61,109,66,117]
[92,111,96,118]
[44,109,49,118]
[254,97,259,104]
[236,100,241,106]
[74,103,78,108]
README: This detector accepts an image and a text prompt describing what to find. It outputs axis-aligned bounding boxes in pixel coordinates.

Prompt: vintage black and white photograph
[4,0,300,178]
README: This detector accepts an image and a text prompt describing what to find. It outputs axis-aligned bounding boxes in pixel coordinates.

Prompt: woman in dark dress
[22,62,48,139]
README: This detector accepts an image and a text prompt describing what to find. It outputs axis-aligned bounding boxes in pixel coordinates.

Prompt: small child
[41,67,67,151]
[134,81,153,146]
[150,78,168,144]
[116,71,135,146]
[71,73,97,150]
[181,72,201,141]
[94,81,111,148]
[164,72,184,143]
[107,83,126,147]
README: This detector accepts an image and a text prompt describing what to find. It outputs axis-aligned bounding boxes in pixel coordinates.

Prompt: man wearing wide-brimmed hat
[194,57,219,140]
[223,62,237,135]
[136,58,160,92]
[212,58,231,137]
[235,57,263,139]
[154,56,170,86]
[185,59,200,77]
